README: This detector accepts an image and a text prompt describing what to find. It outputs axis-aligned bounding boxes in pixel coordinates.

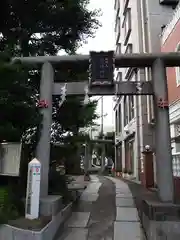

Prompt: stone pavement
[55,175,145,240]
[107,177,145,240]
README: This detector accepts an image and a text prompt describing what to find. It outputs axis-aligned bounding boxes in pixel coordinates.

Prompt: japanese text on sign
[89,51,114,86]
[99,56,109,79]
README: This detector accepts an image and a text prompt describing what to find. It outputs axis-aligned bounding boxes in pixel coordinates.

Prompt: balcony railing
[115,43,121,55]
[122,8,131,46]
[115,72,123,97]
[175,124,180,137]
[124,44,134,79]
[123,0,130,14]
[115,0,120,17]
[114,0,120,11]
[172,153,180,176]
[115,17,121,44]
[116,71,122,82]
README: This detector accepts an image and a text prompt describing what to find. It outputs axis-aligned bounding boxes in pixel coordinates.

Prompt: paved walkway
[107,177,145,240]
[56,175,145,240]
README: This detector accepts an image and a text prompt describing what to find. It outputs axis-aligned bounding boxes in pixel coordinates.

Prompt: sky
[76,0,115,129]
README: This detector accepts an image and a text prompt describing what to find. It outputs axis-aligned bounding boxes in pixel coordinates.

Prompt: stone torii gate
[84,139,114,174]
[12,52,180,203]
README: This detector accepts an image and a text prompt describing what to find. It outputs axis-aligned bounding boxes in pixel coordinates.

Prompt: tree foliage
[0,0,101,55]
[0,0,100,145]
[53,96,98,133]
[0,0,101,202]
[0,54,41,143]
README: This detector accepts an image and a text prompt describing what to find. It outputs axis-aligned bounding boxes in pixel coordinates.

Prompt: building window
[125,138,134,173]
[116,71,122,82]
[116,0,120,18]
[124,96,128,126]
[129,95,135,121]
[115,44,121,70]
[125,43,133,54]
[114,0,120,11]
[115,110,118,134]
[123,0,130,14]
[115,72,122,97]
[124,44,133,79]
[117,143,122,171]
[122,8,131,46]
[116,43,121,55]
[175,42,180,86]
[115,17,121,44]
[128,139,134,173]
[118,104,122,133]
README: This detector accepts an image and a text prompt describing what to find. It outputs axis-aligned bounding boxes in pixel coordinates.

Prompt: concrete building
[114,0,179,180]
[161,2,180,154]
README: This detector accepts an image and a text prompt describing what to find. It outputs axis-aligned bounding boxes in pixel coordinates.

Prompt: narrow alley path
[87,176,116,240]
[56,175,145,240]
[56,175,115,240]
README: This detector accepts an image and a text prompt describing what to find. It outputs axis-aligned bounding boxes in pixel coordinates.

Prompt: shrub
[0,186,20,224]
[48,167,72,204]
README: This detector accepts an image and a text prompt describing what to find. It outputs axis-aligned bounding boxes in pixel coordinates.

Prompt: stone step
[59,228,88,240]
[116,197,135,207]
[116,207,139,222]
[67,212,90,228]
[114,221,145,240]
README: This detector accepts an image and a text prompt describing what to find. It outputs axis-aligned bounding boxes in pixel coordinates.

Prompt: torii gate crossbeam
[12,52,180,67]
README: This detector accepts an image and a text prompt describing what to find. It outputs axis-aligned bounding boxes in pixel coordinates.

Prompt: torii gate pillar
[152,58,174,202]
[36,62,54,197]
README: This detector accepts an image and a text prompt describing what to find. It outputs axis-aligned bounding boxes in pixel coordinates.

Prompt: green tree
[0,0,100,55]
[51,96,99,173]
[0,54,41,148]
[53,96,98,134]
[0,0,101,176]
[0,0,100,140]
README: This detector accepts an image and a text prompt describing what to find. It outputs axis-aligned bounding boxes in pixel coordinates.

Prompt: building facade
[114,0,179,180]
[161,2,180,153]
